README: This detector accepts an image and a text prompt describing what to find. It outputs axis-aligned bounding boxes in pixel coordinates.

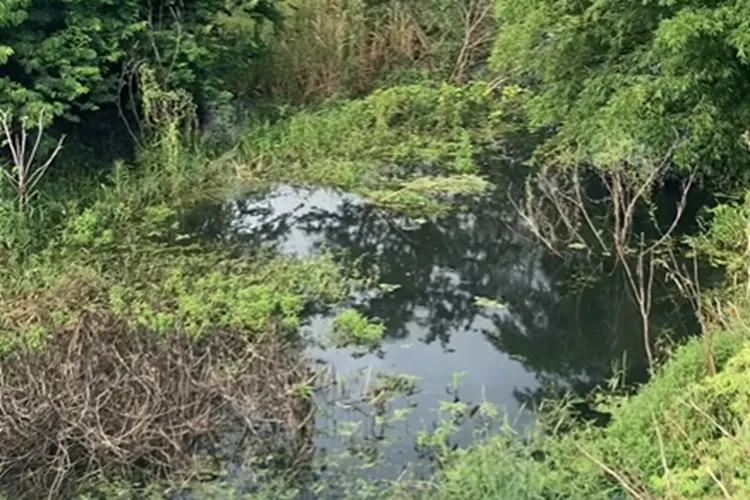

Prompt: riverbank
[423,193,750,499]
[2,0,750,498]
[0,84,740,498]
[428,330,750,499]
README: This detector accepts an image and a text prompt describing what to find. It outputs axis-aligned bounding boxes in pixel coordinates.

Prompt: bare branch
[0,314,314,498]
[0,110,64,211]
[574,442,654,500]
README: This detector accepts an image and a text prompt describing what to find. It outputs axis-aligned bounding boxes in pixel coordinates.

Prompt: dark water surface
[181,168,700,488]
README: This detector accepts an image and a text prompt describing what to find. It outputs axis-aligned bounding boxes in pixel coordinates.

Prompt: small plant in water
[329,308,386,349]
[473,295,505,309]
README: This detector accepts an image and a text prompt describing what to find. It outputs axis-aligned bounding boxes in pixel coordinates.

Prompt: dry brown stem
[450,0,496,84]
[513,144,694,371]
[0,110,65,212]
[0,314,313,499]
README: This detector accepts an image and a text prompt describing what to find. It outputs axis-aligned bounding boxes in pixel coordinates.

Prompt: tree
[0,0,280,126]
[492,0,750,183]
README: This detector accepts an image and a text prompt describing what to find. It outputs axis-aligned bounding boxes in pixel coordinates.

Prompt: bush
[491,0,750,183]
[428,330,749,499]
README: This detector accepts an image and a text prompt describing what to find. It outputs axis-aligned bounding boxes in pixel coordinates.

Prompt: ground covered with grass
[427,329,749,499]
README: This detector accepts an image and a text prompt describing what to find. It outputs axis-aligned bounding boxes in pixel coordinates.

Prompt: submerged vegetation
[1,0,750,498]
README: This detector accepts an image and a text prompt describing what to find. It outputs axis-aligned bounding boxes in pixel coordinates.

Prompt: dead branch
[573,442,655,500]
[0,110,65,211]
[652,412,675,498]
[660,246,715,374]
[512,141,691,371]
[665,410,733,499]
[450,0,496,84]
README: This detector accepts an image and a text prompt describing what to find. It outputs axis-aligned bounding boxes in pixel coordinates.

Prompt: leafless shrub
[511,143,697,371]
[0,110,65,212]
[449,0,496,84]
[0,314,313,499]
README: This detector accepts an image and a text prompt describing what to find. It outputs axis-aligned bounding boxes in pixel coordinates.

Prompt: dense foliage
[430,329,749,499]
[492,0,750,181]
[0,0,279,121]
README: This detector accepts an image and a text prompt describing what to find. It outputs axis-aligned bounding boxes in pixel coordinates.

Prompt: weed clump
[330,308,386,348]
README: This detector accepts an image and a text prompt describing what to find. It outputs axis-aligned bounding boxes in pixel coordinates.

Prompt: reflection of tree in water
[182,174,701,405]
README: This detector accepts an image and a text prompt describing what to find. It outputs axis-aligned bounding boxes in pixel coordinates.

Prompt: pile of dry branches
[0,313,313,499]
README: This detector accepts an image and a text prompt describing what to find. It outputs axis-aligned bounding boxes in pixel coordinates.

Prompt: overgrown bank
[1,0,750,498]
[0,56,512,500]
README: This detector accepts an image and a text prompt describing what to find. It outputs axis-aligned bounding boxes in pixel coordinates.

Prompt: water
[181,170,700,488]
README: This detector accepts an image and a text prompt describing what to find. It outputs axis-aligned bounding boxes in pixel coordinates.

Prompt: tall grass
[248,0,423,104]
[248,0,496,104]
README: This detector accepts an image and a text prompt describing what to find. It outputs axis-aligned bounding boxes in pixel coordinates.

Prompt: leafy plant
[492,0,750,183]
[0,0,280,125]
[330,308,386,348]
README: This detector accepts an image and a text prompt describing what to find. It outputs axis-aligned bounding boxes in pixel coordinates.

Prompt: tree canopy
[492,0,750,180]
[0,0,279,122]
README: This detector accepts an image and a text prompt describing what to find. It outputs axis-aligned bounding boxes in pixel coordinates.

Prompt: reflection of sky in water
[227,186,364,257]
[306,308,538,477]
[212,185,544,475]
[183,182,699,482]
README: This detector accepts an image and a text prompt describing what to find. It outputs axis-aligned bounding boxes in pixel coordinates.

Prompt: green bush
[428,331,748,499]
[492,0,750,182]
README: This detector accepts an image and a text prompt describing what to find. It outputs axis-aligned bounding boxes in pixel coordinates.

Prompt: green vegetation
[249,0,495,104]
[329,308,386,348]
[492,0,750,182]
[0,0,279,120]
[1,0,750,498]
[427,328,749,499]
[245,81,505,182]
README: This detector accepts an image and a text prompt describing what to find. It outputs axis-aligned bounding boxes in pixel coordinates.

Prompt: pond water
[181,166,701,491]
